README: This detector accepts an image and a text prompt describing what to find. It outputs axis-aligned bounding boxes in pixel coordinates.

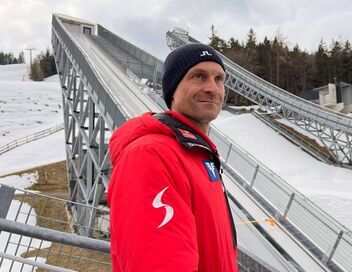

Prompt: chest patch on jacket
[203,160,220,181]
[177,128,197,140]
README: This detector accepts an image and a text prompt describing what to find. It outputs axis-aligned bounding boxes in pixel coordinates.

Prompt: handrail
[0,251,76,272]
[0,218,110,253]
[0,123,64,155]
[166,30,352,132]
[208,124,352,271]
[251,112,334,164]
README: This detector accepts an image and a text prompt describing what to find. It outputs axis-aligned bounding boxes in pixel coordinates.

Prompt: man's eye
[215,76,224,82]
[194,73,203,79]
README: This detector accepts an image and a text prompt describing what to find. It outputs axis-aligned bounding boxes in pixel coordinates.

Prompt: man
[107,43,238,271]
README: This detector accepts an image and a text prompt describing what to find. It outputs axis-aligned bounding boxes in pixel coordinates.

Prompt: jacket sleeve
[108,142,199,272]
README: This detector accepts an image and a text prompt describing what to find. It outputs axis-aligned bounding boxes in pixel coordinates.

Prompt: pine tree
[29,49,57,80]
[330,40,343,82]
[315,40,330,85]
[0,52,4,64]
[245,28,256,49]
[209,25,227,52]
[18,51,25,64]
[30,59,44,81]
[206,26,351,105]
[342,40,352,82]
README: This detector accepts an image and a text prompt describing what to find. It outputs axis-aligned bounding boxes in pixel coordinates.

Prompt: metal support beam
[166,30,352,166]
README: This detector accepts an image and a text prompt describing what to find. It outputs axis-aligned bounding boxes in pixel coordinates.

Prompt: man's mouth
[198,100,218,104]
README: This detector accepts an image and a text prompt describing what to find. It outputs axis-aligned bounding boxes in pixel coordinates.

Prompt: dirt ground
[0,160,69,197]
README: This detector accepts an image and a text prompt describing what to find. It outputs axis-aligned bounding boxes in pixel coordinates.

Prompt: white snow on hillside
[0,64,63,146]
[0,171,38,191]
[1,64,351,231]
[0,64,62,270]
[0,64,65,177]
[214,111,352,229]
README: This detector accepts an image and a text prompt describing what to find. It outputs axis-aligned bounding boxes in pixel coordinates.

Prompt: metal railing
[252,112,334,164]
[50,14,352,271]
[0,124,64,155]
[208,125,352,271]
[0,183,111,271]
[166,29,352,165]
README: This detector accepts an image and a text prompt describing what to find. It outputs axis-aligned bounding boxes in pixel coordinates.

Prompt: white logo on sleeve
[205,162,216,176]
[152,186,174,228]
[200,50,212,57]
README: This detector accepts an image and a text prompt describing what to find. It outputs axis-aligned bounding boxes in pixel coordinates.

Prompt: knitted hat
[162,43,225,108]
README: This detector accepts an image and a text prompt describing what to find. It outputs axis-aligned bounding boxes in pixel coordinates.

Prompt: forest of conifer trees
[209,26,352,105]
[30,49,57,81]
[0,51,25,65]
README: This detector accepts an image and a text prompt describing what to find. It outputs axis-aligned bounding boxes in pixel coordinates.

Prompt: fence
[209,125,352,272]
[0,124,64,155]
[252,111,334,164]
[0,183,111,272]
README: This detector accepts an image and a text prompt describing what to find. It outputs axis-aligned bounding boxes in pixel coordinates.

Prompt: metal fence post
[325,231,344,264]
[283,193,295,219]
[0,185,15,219]
[250,165,259,187]
[225,143,232,164]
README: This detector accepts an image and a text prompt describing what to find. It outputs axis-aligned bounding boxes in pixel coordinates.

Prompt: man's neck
[177,113,209,135]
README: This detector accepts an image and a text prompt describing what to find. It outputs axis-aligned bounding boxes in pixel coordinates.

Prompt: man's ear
[170,96,175,110]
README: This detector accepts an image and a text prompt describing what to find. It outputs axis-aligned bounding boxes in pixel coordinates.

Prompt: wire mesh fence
[0,183,111,272]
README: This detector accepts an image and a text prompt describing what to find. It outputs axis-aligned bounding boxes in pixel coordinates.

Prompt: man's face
[171,61,225,130]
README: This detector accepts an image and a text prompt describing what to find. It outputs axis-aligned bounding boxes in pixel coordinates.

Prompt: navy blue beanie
[162,43,225,108]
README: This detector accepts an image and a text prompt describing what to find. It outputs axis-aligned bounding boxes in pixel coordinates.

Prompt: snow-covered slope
[213,111,352,229]
[0,64,65,176]
[1,64,351,230]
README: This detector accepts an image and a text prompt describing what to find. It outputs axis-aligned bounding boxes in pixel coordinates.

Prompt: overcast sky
[1,0,352,63]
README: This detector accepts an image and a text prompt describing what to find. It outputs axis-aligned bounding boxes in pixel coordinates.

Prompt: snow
[0,130,65,177]
[213,111,352,229]
[0,64,63,146]
[0,172,38,192]
[1,62,351,269]
[0,200,51,272]
[0,64,65,176]
[1,64,351,230]
[0,64,61,270]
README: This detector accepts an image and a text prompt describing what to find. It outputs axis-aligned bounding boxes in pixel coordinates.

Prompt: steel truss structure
[51,13,162,232]
[51,14,127,232]
[49,14,352,271]
[166,30,352,166]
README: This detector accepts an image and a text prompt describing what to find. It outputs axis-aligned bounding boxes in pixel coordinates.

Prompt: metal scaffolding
[47,14,352,271]
[166,29,352,166]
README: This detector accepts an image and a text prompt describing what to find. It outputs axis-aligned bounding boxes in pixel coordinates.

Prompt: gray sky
[1,0,352,63]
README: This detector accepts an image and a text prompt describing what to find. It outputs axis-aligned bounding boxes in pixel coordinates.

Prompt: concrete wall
[341,83,352,114]
[319,83,337,105]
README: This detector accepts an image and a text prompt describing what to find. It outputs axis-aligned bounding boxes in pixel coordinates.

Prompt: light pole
[25,45,36,66]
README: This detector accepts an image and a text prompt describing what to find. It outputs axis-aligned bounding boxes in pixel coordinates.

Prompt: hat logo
[200,50,212,57]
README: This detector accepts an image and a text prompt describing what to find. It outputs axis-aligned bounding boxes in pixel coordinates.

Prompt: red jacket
[107,111,238,271]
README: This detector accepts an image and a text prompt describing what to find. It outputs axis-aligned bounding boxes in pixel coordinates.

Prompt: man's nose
[203,78,219,93]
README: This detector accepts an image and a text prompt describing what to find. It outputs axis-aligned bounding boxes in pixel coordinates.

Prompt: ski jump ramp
[49,13,352,271]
